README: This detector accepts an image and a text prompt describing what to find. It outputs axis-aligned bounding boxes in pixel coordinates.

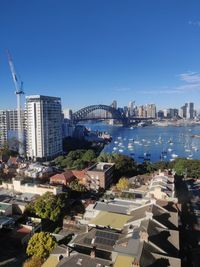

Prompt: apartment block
[26,95,63,159]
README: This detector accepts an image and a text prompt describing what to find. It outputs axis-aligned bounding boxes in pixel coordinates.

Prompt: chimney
[132,259,140,267]
[145,211,153,220]
[90,248,96,259]
[150,198,156,204]
[65,246,70,257]
[139,230,148,242]
[58,254,63,261]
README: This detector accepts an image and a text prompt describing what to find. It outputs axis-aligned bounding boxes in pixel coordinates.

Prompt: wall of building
[2,179,62,195]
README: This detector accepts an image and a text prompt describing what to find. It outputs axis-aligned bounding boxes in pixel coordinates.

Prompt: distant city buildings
[0,97,199,158]
[156,102,195,120]
[62,109,74,138]
[26,95,63,160]
[111,100,117,109]
[63,108,72,120]
[179,102,195,119]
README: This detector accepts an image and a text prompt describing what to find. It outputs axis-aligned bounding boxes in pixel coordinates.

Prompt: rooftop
[57,253,111,267]
[114,254,135,267]
[73,228,121,252]
[0,202,12,211]
[42,255,59,267]
[89,211,132,230]
[87,162,114,172]
[0,216,14,226]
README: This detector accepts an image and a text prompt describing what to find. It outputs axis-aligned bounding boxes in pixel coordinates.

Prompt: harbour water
[85,123,200,163]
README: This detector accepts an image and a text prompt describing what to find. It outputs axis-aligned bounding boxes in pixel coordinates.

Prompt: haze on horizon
[0,0,200,110]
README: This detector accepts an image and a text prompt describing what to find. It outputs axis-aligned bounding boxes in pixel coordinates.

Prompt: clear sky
[1,0,200,111]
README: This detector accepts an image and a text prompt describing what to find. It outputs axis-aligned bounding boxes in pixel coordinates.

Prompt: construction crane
[7,50,24,156]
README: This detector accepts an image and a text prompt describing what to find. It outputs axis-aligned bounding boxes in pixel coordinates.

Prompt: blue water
[85,123,200,163]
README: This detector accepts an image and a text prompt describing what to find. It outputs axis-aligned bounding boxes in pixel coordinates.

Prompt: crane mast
[7,51,24,155]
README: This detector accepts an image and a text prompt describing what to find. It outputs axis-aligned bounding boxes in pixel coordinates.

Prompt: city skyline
[1,1,200,109]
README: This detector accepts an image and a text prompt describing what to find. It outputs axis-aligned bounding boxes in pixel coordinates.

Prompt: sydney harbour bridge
[72,104,154,125]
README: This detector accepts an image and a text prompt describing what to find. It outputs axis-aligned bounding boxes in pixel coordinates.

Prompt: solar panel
[94,237,115,247]
[96,230,119,241]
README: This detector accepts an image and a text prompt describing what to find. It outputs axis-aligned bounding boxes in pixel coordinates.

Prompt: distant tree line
[54,149,200,180]
[54,149,97,170]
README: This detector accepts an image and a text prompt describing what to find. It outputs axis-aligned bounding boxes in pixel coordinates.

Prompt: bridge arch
[72,104,123,122]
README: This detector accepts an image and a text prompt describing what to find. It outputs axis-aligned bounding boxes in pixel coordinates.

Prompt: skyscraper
[26,95,63,159]
[187,102,194,119]
[146,104,156,118]
[128,101,135,116]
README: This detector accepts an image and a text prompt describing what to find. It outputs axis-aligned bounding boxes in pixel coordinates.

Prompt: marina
[84,123,200,163]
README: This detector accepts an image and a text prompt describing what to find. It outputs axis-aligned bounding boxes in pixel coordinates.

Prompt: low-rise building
[86,162,115,190]
[42,170,181,267]
[2,178,62,196]
[0,202,12,216]
[148,171,177,202]
[50,171,75,186]
[17,163,54,179]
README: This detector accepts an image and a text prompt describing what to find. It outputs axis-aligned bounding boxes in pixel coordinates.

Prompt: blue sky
[1,0,200,111]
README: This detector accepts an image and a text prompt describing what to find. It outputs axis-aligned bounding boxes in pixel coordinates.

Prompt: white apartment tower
[26,95,63,159]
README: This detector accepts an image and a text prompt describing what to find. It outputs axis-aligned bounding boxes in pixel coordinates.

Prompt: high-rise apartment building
[0,109,25,150]
[0,110,8,147]
[26,95,63,159]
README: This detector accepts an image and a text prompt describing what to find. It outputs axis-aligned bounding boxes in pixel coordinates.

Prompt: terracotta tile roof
[17,226,31,234]
[50,170,75,184]
[71,169,87,180]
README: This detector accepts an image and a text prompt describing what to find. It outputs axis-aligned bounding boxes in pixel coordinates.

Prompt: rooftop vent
[77,258,83,265]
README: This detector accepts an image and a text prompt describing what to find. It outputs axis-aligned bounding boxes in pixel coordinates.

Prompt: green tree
[82,149,96,163]
[112,153,137,177]
[116,177,129,191]
[23,256,43,267]
[72,159,87,170]
[60,157,73,168]
[69,179,87,192]
[97,152,113,163]
[173,158,187,176]
[26,232,57,259]
[173,158,200,178]
[34,192,68,222]
[67,150,85,160]
[54,156,65,167]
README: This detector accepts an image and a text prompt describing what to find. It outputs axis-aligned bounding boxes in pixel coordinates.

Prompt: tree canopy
[97,153,137,178]
[28,192,69,222]
[69,179,87,192]
[26,232,57,259]
[23,256,43,267]
[54,149,96,170]
[116,177,129,191]
[173,158,200,178]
